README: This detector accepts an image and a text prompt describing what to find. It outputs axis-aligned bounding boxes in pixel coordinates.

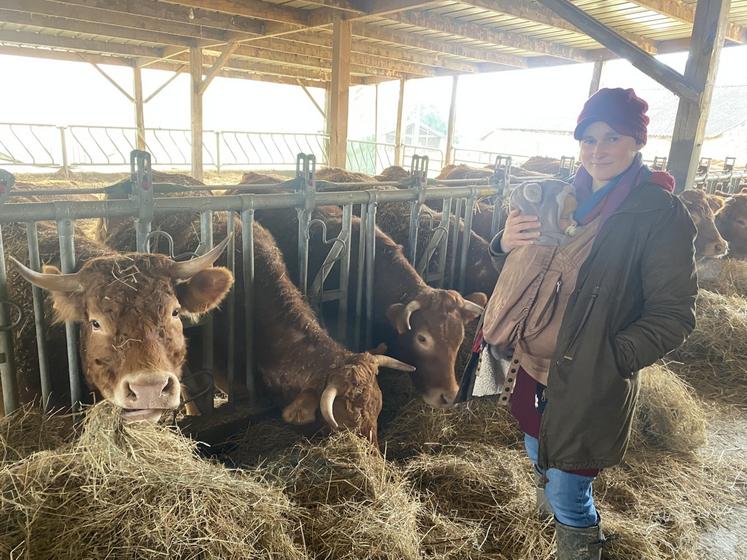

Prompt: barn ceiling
[0,1,745,87]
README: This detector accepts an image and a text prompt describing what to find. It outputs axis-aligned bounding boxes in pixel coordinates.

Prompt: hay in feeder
[631,364,707,454]
[698,258,747,297]
[0,404,74,465]
[225,417,309,467]
[0,401,306,559]
[267,431,423,560]
[671,289,747,405]
[381,399,520,460]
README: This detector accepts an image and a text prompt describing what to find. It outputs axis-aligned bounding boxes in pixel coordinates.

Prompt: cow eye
[90,319,101,331]
[172,308,181,317]
[417,334,427,344]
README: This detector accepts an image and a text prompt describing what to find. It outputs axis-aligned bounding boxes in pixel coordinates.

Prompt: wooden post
[329,16,352,169]
[190,47,203,181]
[445,75,459,165]
[588,60,603,97]
[394,77,406,166]
[133,64,145,150]
[668,0,731,192]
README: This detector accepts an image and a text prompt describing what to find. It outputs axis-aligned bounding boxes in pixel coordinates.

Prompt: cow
[248,200,486,409]
[714,189,747,260]
[679,189,728,260]
[375,166,411,183]
[7,227,232,421]
[99,175,414,443]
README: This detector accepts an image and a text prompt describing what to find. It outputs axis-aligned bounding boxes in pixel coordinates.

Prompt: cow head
[680,189,728,260]
[280,353,414,445]
[715,190,747,259]
[12,239,233,422]
[386,289,486,408]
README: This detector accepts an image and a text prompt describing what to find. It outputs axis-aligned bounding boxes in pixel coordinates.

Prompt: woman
[487,88,697,559]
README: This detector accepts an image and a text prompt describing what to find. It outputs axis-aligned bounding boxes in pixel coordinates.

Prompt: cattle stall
[0,150,511,432]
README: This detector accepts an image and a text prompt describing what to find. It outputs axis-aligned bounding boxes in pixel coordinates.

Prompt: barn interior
[1,2,747,559]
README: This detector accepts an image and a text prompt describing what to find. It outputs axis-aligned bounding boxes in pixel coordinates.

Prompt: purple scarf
[572,153,646,226]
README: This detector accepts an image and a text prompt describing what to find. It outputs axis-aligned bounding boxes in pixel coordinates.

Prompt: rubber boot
[534,467,553,521]
[554,519,605,560]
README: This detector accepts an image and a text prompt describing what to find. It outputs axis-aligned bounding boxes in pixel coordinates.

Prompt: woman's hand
[500,209,541,253]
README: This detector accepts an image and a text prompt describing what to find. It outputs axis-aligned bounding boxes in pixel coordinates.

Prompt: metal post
[57,218,81,412]
[26,222,52,411]
[199,210,214,413]
[0,224,19,414]
[226,211,236,402]
[131,150,153,253]
[458,195,477,294]
[215,131,222,174]
[338,204,353,344]
[353,204,367,351]
[448,198,463,289]
[241,206,256,403]
[435,198,452,288]
[58,126,70,179]
[364,198,377,350]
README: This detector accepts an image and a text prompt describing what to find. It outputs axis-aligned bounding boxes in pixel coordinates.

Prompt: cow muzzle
[114,371,181,422]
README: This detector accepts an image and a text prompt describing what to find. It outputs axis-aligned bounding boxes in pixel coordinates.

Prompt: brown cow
[375,166,411,183]
[252,202,486,408]
[679,189,728,260]
[9,236,232,421]
[714,189,747,259]
[99,176,413,442]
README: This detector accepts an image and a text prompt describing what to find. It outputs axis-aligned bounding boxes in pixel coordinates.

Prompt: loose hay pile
[0,402,305,559]
[266,431,424,560]
[671,289,747,405]
[698,258,747,297]
[0,405,74,465]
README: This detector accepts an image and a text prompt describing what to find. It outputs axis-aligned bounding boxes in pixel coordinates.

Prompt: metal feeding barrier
[0,150,506,420]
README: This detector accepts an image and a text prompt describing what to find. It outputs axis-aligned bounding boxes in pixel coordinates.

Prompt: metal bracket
[557,156,576,180]
[0,300,23,332]
[130,150,154,252]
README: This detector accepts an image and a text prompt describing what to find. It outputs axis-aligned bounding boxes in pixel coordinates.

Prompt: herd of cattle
[1,160,746,447]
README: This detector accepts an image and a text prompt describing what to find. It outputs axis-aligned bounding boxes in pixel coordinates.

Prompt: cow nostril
[161,376,175,396]
[440,393,450,405]
[126,383,137,401]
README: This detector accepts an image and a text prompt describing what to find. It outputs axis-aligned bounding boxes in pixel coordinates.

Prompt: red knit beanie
[573,87,649,145]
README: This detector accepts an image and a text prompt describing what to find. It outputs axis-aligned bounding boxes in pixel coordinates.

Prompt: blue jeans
[524,434,599,528]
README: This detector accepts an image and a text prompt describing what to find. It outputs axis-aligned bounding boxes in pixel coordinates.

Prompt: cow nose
[124,374,179,410]
[712,241,727,256]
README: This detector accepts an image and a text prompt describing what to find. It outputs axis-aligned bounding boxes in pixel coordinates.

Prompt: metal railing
[0,150,504,417]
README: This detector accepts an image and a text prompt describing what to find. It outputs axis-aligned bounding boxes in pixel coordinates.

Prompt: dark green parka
[491,181,697,470]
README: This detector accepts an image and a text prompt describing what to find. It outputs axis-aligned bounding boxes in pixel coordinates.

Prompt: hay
[670,289,747,405]
[0,404,74,465]
[0,401,306,559]
[381,400,521,460]
[268,431,423,560]
[698,258,747,297]
[631,364,707,454]
[226,418,308,467]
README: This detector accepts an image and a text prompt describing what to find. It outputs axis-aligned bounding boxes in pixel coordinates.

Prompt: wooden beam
[328,17,352,168]
[459,0,657,53]
[668,0,731,192]
[84,58,134,101]
[13,0,234,43]
[445,75,458,166]
[198,41,239,95]
[159,0,309,26]
[394,77,405,166]
[356,1,438,16]
[629,0,746,43]
[133,64,145,150]
[588,60,603,96]
[0,8,194,47]
[0,29,163,59]
[300,82,326,119]
[190,47,203,182]
[537,0,699,103]
[382,10,593,61]
[352,24,529,68]
[50,0,264,35]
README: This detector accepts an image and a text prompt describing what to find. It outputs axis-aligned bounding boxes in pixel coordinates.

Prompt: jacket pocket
[612,333,638,378]
[524,272,563,338]
[561,285,600,361]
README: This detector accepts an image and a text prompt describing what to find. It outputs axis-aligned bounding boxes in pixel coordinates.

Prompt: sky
[1,44,746,166]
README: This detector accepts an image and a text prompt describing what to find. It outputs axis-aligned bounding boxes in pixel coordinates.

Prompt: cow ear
[176,267,233,314]
[41,265,87,323]
[385,303,409,335]
[461,292,487,322]
[707,195,725,212]
[523,182,543,203]
[281,389,319,425]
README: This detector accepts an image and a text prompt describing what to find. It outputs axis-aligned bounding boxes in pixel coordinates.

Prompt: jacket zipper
[562,285,600,361]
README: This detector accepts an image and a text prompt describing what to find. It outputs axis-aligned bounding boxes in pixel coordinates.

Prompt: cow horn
[10,257,83,292]
[402,299,422,330]
[462,300,485,315]
[170,235,232,280]
[374,355,416,372]
[320,382,340,431]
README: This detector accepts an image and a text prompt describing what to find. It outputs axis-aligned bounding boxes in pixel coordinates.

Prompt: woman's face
[579,121,642,186]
